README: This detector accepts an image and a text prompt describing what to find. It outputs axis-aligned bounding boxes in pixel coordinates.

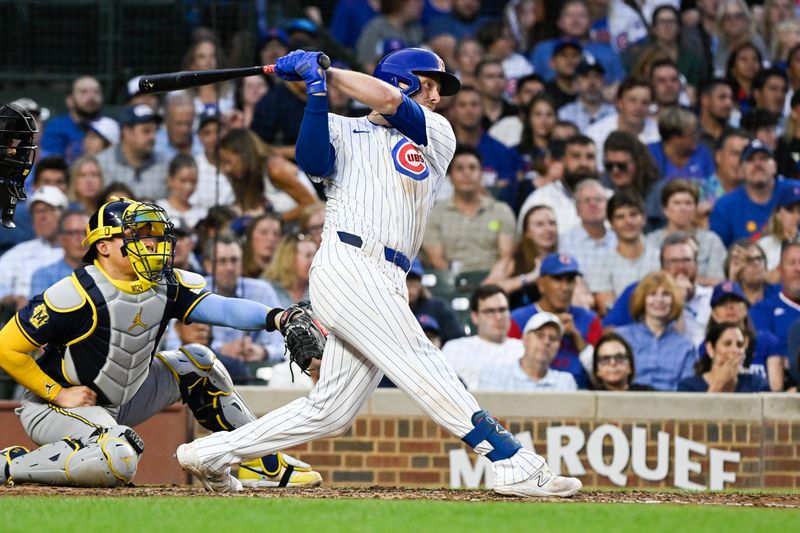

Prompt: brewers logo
[391,139,429,180]
[30,303,50,329]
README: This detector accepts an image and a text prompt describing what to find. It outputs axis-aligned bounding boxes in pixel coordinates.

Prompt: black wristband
[265,307,284,332]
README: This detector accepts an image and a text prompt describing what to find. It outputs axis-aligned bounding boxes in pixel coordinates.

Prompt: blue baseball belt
[336,231,412,272]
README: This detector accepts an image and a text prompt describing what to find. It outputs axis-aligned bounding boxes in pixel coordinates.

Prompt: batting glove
[274,50,305,81]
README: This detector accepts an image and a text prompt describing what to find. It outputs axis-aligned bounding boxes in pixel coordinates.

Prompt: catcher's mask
[82,197,176,286]
[0,103,38,228]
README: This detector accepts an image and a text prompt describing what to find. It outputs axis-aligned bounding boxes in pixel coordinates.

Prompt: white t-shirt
[477,361,578,391]
[442,335,524,390]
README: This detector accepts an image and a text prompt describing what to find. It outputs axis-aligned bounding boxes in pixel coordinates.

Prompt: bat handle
[262,53,331,74]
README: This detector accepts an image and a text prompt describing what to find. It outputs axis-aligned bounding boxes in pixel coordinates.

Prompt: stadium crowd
[2,0,800,394]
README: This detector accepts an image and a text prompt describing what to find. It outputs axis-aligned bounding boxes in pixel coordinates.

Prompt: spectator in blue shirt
[616,271,698,391]
[29,209,89,298]
[529,0,624,84]
[39,76,105,164]
[678,322,769,392]
[648,106,716,187]
[710,139,800,246]
[426,0,489,65]
[329,0,379,51]
[751,240,800,356]
[724,238,782,305]
[449,85,522,208]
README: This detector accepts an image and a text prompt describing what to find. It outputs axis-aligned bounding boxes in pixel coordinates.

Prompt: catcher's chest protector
[61,266,170,406]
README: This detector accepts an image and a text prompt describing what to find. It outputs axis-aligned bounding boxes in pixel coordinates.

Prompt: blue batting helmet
[373,48,461,97]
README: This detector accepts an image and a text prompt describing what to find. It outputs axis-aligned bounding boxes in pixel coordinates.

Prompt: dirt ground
[1,485,798,507]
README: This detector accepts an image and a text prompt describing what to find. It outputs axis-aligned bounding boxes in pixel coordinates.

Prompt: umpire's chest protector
[55,265,171,406]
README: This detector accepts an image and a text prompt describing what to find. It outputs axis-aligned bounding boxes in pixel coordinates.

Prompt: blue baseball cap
[120,104,161,127]
[285,18,318,35]
[740,139,773,163]
[777,184,800,208]
[711,281,749,307]
[417,313,440,333]
[540,253,581,277]
[575,56,605,76]
[260,28,288,47]
[552,39,582,56]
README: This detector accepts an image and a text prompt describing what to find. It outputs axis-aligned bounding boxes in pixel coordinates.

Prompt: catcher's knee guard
[6,425,143,487]
[155,343,256,431]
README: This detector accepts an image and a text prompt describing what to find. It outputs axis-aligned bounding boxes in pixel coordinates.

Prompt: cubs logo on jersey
[391,139,429,180]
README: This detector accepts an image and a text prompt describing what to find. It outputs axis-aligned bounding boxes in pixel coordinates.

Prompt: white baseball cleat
[493,463,582,498]
[177,442,242,493]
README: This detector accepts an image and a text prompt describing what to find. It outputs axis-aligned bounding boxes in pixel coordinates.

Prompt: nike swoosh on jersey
[352,129,370,133]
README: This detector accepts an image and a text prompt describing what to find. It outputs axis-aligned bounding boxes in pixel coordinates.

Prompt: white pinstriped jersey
[308,109,456,258]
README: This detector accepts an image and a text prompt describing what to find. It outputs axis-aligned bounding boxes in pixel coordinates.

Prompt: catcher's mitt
[279,302,328,374]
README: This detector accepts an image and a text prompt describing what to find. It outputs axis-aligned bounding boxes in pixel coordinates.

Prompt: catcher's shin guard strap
[462,410,522,462]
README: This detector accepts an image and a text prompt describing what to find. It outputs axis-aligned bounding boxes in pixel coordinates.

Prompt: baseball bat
[138,54,331,94]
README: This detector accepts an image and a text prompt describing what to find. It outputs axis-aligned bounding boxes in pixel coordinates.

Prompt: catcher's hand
[279,302,328,374]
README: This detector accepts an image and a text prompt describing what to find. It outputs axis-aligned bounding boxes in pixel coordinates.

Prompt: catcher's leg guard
[4,426,143,487]
[155,343,257,431]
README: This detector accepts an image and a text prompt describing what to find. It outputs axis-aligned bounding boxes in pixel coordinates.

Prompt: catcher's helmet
[0,103,38,228]
[83,197,175,285]
[373,48,461,97]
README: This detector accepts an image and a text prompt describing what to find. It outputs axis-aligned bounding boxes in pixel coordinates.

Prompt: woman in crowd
[517,93,558,185]
[678,322,770,392]
[217,128,317,223]
[757,188,800,271]
[235,75,269,129]
[262,232,318,307]
[297,201,326,248]
[453,38,484,86]
[156,154,207,229]
[715,0,768,77]
[758,0,796,53]
[591,332,654,391]
[180,33,236,117]
[769,19,800,68]
[725,41,764,112]
[68,155,104,213]
[602,131,662,229]
[497,204,557,309]
[705,281,786,391]
[616,271,698,391]
[241,212,283,279]
[725,239,782,303]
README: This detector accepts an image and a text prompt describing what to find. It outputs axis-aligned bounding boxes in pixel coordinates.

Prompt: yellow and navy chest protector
[17,265,208,406]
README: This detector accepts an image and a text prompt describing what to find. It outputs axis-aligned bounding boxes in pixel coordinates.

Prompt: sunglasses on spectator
[604,161,629,172]
[597,353,629,365]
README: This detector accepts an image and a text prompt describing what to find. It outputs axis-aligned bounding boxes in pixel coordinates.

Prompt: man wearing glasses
[441,284,523,390]
[29,209,90,297]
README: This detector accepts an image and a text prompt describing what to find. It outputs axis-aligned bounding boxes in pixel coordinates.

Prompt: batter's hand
[53,385,97,408]
[276,50,327,95]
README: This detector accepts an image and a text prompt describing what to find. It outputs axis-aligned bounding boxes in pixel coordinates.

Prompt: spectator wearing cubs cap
[406,259,465,345]
[544,39,582,110]
[477,312,577,391]
[416,313,443,349]
[710,138,800,246]
[509,253,602,389]
[704,280,786,391]
[95,104,168,201]
[757,184,800,271]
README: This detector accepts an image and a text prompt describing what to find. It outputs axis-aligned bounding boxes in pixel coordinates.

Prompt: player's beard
[74,106,101,123]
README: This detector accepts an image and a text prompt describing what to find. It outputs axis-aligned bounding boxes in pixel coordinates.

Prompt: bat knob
[138,78,155,93]
[318,54,331,70]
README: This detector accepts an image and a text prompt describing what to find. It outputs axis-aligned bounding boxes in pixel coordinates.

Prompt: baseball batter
[178,48,582,498]
[0,198,321,488]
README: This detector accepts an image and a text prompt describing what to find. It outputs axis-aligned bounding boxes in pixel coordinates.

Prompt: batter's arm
[327,67,403,115]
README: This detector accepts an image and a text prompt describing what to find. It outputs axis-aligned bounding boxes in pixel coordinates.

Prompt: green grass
[0,497,795,533]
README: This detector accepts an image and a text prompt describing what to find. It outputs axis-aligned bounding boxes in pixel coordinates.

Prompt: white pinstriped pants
[191,237,543,485]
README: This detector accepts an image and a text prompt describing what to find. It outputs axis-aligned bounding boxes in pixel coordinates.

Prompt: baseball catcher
[0,197,323,489]
[0,102,38,228]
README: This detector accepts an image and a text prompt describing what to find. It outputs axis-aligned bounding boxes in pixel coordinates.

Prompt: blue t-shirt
[29,259,74,298]
[709,179,800,246]
[530,40,625,82]
[39,113,85,163]
[425,13,490,40]
[751,292,800,356]
[478,133,523,210]
[329,0,378,49]
[677,373,769,392]
[698,328,784,383]
[648,142,716,183]
[511,304,602,389]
